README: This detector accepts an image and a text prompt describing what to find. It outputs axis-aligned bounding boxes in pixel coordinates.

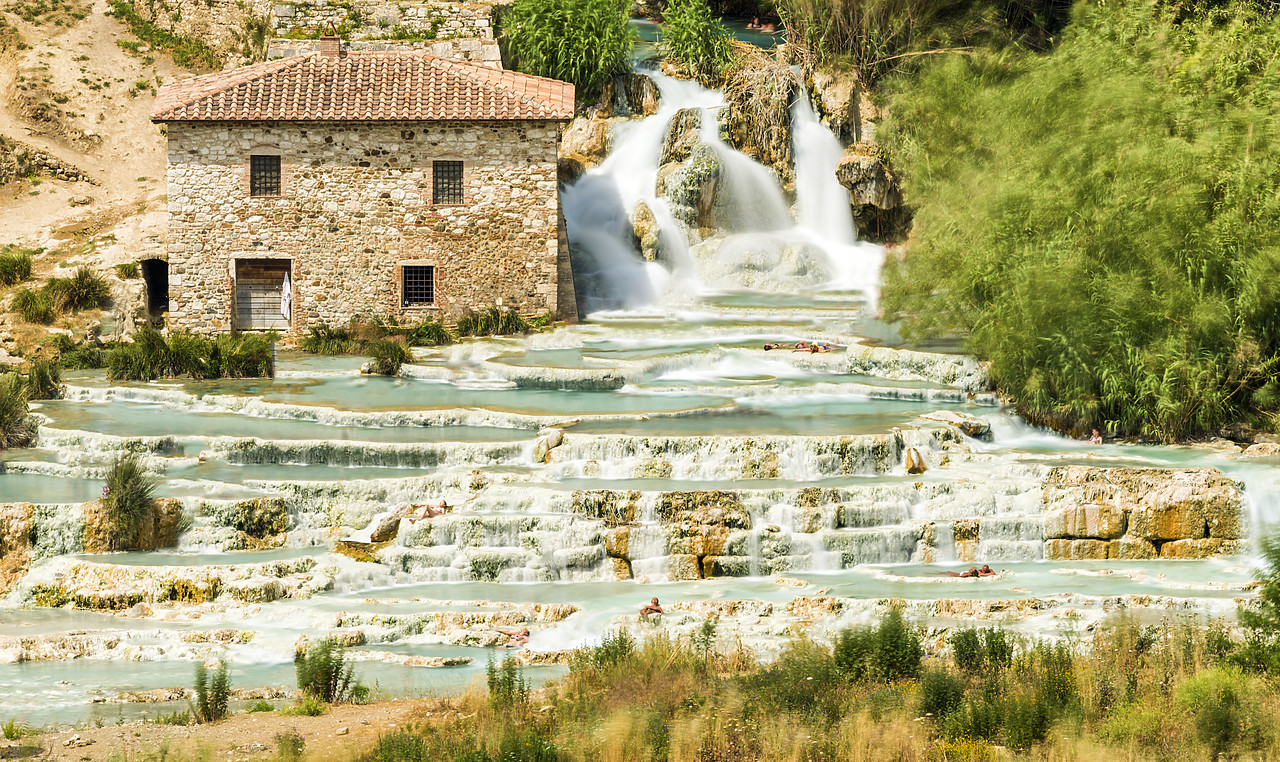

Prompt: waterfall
[792,94,856,246]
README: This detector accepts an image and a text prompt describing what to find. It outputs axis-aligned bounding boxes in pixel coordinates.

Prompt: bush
[0,249,33,286]
[275,729,306,760]
[300,323,356,355]
[873,608,922,682]
[46,266,110,312]
[102,452,157,550]
[0,372,36,450]
[106,328,275,381]
[1176,667,1264,759]
[952,627,1014,673]
[13,288,54,324]
[882,0,1280,441]
[366,339,410,376]
[501,0,633,101]
[486,655,529,711]
[741,637,844,718]
[455,306,532,337]
[215,332,276,378]
[402,319,453,347]
[295,639,367,704]
[114,262,139,279]
[245,700,274,713]
[282,695,326,716]
[360,729,429,761]
[918,666,965,718]
[194,659,230,723]
[659,0,736,80]
[952,628,983,673]
[24,357,61,400]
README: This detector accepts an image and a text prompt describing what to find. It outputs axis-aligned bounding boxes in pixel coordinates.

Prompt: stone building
[150,37,576,334]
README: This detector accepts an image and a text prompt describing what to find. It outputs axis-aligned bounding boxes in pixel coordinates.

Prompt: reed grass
[0,248,33,286]
[12,288,54,325]
[45,266,109,312]
[0,372,36,450]
[107,328,275,381]
[881,0,1280,441]
[659,0,737,81]
[500,0,633,101]
[102,452,157,550]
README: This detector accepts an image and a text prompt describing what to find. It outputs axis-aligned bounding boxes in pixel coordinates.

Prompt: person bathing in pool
[496,627,530,649]
[940,564,997,578]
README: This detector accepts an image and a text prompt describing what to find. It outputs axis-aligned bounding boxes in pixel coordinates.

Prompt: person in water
[747,16,761,28]
[1089,428,1104,445]
[764,342,782,350]
[496,627,530,648]
[408,499,450,523]
[640,597,664,617]
[942,565,996,578]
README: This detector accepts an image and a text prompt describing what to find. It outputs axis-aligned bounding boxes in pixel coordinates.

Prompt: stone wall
[128,0,503,67]
[164,120,568,334]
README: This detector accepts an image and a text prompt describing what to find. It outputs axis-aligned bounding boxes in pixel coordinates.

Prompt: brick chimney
[317,34,341,58]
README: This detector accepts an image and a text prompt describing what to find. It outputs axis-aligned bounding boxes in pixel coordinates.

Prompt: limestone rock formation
[835,151,910,242]
[919,410,991,439]
[630,201,666,264]
[720,48,799,192]
[688,235,831,293]
[560,116,610,173]
[904,447,927,474]
[597,72,661,118]
[0,503,33,595]
[659,108,703,166]
[82,498,185,553]
[1041,466,1245,560]
[657,144,722,232]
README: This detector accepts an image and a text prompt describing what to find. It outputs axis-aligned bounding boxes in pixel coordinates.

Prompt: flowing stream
[1,72,1278,728]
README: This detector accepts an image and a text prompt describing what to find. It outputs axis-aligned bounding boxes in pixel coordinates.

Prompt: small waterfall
[1237,467,1280,554]
[792,94,856,246]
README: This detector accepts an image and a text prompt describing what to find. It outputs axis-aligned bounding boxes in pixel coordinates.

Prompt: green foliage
[456,306,532,337]
[1,718,28,739]
[0,248,33,286]
[486,656,529,711]
[50,334,108,369]
[360,728,430,761]
[918,666,965,718]
[0,372,36,449]
[295,638,367,704]
[742,636,845,719]
[46,266,110,312]
[13,287,55,324]
[107,328,275,381]
[501,0,633,100]
[102,451,158,550]
[107,0,220,71]
[1241,531,1280,633]
[402,319,453,347]
[245,699,274,713]
[882,0,1280,440]
[300,323,356,355]
[282,695,326,716]
[194,659,231,723]
[366,339,410,376]
[1176,667,1265,758]
[951,628,983,672]
[24,357,61,400]
[952,627,1014,673]
[153,710,190,725]
[114,262,139,279]
[659,0,736,80]
[571,628,635,672]
[834,608,922,683]
[275,729,306,760]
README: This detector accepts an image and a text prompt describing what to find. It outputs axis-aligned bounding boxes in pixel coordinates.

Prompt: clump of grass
[0,372,37,450]
[275,729,306,759]
[1,718,28,739]
[153,710,189,725]
[193,659,231,723]
[13,288,55,325]
[106,0,220,71]
[245,700,274,713]
[107,328,275,381]
[500,0,634,101]
[114,262,139,279]
[456,306,532,337]
[295,638,368,704]
[24,356,61,400]
[102,451,157,550]
[46,266,110,312]
[0,248,34,286]
[299,323,356,355]
[658,0,736,81]
[281,695,326,717]
[366,339,410,376]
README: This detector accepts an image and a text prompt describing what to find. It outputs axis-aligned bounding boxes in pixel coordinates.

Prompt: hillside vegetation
[879,0,1280,441]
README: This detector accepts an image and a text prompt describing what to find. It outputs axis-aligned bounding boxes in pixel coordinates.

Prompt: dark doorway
[141,259,169,316]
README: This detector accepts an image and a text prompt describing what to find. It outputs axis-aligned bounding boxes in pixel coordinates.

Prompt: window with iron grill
[250,155,281,197]
[432,160,463,204]
[403,265,435,305]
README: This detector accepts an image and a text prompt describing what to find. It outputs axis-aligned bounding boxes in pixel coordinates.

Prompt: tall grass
[46,266,110,312]
[456,306,532,337]
[0,248,33,286]
[12,288,54,324]
[0,372,36,450]
[107,328,275,381]
[882,0,1280,441]
[659,0,737,81]
[194,660,231,723]
[295,639,368,704]
[102,452,157,550]
[24,357,61,400]
[501,0,633,100]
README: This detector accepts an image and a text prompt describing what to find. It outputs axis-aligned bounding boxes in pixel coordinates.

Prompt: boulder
[919,410,990,439]
[560,117,609,168]
[610,557,632,580]
[615,72,660,117]
[904,447,927,475]
[630,201,666,265]
[657,144,722,231]
[1159,539,1249,559]
[836,152,901,210]
[1128,504,1206,542]
[0,503,33,596]
[82,498,185,553]
[558,155,586,185]
[806,66,877,144]
[1044,504,1126,540]
[667,554,702,581]
[1106,538,1157,560]
[532,427,564,464]
[702,555,752,577]
[1241,443,1280,458]
[1044,539,1108,561]
[659,108,702,166]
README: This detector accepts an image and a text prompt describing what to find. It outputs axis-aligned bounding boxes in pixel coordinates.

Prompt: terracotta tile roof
[151,51,575,122]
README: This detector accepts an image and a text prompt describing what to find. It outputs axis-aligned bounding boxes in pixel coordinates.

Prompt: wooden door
[234,259,290,330]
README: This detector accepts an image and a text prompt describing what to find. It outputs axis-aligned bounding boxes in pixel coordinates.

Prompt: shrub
[13,288,55,324]
[360,729,429,761]
[918,666,965,718]
[741,637,843,718]
[300,323,356,355]
[154,710,190,725]
[659,0,736,80]
[194,659,230,723]
[952,628,983,673]
[1176,667,1264,759]
[1,718,28,740]
[107,0,220,71]
[282,695,326,716]
[882,0,1280,441]
[46,266,110,312]
[366,339,410,376]
[275,729,306,760]
[455,306,532,337]
[501,0,633,101]
[245,700,274,713]
[295,638,367,703]
[114,262,139,279]
[402,319,453,347]
[24,357,60,400]
[0,372,37,450]
[833,623,876,681]
[873,608,922,682]
[102,451,157,550]
[983,628,1014,672]
[215,332,276,378]
[0,249,33,286]
[486,655,529,711]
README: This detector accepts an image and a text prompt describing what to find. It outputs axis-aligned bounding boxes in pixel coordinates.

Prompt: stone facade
[164,119,571,334]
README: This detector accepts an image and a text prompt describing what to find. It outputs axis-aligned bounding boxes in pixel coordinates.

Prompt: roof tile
[151,51,574,122]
